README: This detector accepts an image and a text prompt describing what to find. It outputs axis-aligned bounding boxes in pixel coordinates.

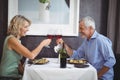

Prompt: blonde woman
[0,15,51,79]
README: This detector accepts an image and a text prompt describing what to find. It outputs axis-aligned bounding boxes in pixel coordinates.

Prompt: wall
[0,0,109,59]
[21,0,109,59]
[0,0,8,61]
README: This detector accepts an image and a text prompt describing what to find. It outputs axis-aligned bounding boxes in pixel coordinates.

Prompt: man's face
[79,21,90,38]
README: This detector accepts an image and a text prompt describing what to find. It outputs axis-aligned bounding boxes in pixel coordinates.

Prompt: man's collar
[90,30,98,39]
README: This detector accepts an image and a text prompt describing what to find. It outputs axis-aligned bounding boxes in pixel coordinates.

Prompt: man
[56,16,116,80]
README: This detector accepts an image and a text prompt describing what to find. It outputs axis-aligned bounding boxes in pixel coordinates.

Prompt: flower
[54,44,62,53]
[39,0,50,10]
[39,0,50,3]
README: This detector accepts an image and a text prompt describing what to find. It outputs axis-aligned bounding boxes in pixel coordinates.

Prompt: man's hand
[56,38,64,44]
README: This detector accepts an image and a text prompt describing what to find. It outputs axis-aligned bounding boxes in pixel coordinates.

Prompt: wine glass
[47,29,55,38]
[55,29,62,63]
[47,34,54,39]
[55,29,62,40]
[45,29,55,48]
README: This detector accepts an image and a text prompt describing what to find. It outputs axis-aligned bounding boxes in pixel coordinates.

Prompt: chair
[114,54,120,80]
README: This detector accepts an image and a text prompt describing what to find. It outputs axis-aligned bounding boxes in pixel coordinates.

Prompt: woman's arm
[8,37,51,59]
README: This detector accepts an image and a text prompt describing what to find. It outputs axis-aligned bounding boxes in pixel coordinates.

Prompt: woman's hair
[82,16,95,29]
[7,15,31,37]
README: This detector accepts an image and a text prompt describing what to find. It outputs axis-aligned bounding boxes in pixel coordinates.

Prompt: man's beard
[80,33,86,38]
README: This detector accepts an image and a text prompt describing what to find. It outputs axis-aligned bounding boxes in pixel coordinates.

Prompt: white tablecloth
[22,58,97,80]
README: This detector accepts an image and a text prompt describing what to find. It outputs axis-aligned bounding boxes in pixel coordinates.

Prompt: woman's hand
[41,39,52,47]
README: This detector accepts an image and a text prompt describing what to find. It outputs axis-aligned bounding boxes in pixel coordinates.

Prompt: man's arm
[97,66,110,78]
[64,43,73,56]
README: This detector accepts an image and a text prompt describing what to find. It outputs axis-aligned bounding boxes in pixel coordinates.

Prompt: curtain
[107,0,120,54]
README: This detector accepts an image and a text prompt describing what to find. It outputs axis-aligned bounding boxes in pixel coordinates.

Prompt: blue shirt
[71,31,116,80]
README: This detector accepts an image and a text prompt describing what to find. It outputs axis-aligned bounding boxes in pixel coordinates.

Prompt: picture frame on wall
[8,0,80,36]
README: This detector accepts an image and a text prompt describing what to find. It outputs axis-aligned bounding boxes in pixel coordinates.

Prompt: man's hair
[82,16,95,29]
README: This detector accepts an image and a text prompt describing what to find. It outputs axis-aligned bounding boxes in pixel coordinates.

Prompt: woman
[0,15,51,78]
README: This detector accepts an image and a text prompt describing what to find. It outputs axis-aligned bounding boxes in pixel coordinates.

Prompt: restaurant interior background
[0,0,119,80]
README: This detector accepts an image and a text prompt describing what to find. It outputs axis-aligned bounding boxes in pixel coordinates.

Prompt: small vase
[39,2,50,23]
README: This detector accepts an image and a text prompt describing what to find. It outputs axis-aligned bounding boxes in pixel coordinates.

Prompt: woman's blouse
[0,35,22,77]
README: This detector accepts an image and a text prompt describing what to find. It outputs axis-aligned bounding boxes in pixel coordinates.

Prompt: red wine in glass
[56,35,62,39]
[47,34,54,39]
[45,34,54,48]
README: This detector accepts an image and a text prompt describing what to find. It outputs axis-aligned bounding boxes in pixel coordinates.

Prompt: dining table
[22,58,97,80]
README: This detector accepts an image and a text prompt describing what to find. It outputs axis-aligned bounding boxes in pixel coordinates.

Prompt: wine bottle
[58,43,67,68]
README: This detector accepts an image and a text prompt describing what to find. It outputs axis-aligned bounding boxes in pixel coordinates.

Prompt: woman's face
[19,21,29,37]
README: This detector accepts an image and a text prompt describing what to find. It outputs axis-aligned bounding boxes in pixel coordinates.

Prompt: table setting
[22,58,97,80]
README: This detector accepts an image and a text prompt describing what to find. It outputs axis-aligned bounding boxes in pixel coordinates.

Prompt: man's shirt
[71,31,116,80]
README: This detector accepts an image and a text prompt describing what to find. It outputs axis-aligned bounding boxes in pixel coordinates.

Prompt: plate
[67,59,87,65]
[74,64,89,68]
[28,58,49,65]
